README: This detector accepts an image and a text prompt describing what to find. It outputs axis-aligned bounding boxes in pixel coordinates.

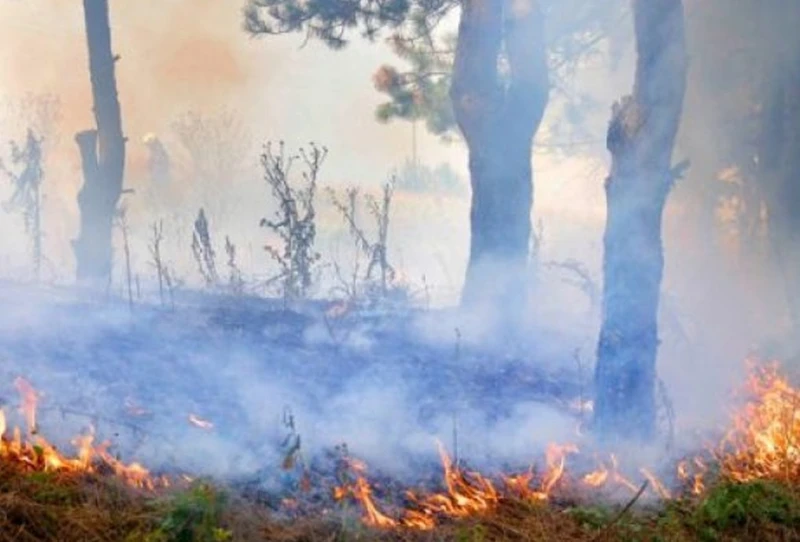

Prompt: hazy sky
[0,0,461,185]
[0,0,620,211]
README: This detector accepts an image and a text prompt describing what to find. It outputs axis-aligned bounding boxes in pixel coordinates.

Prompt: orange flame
[0,378,163,490]
[406,443,499,519]
[713,362,799,483]
[640,468,671,500]
[14,377,38,433]
[334,456,398,528]
[582,466,609,487]
[352,477,399,528]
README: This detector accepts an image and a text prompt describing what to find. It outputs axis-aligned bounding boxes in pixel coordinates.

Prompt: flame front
[4,360,800,533]
[333,456,398,528]
[406,443,500,520]
[335,362,800,530]
[714,362,800,483]
[0,378,163,490]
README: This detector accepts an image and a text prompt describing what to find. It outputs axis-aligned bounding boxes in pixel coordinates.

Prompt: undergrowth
[0,460,797,541]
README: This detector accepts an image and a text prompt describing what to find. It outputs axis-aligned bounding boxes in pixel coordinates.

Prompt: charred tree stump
[593,0,688,441]
[73,0,126,285]
[451,0,548,318]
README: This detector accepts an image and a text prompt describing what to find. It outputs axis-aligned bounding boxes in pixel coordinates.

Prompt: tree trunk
[761,67,800,343]
[757,3,800,347]
[451,0,548,315]
[593,0,687,441]
[73,0,126,285]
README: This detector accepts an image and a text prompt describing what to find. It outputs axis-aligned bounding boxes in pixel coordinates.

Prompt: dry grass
[0,453,798,542]
[0,461,158,542]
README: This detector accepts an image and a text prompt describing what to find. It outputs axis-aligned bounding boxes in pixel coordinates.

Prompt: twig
[590,480,649,542]
[116,205,134,313]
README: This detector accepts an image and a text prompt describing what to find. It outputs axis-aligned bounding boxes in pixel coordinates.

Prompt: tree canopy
[245,0,628,141]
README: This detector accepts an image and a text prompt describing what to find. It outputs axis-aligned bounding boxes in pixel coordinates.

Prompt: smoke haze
[0,0,790,482]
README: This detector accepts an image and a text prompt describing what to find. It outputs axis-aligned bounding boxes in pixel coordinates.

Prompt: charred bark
[73,0,126,285]
[451,0,548,314]
[593,0,687,441]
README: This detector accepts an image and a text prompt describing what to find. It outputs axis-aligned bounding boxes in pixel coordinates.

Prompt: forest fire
[714,362,799,482]
[0,361,797,533]
[0,378,164,490]
[332,361,800,531]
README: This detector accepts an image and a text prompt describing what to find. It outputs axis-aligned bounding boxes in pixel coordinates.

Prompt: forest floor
[0,461,797,542]
[0,281,797,540]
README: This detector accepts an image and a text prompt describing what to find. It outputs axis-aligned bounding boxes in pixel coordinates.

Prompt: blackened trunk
[451,0,548,314]
[73,0,125,285]
[593,0,687,441]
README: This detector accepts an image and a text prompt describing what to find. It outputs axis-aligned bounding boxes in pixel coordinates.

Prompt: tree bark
[593,0,687,441]
[73,0,126,285]
[757,2,800,346]
[451,0,548,315]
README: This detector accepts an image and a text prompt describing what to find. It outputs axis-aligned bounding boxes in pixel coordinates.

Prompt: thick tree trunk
[73,0,126,285]
[757,3,800,345]
[593,0,687,441]
[761,64,800,342]
[451,0,548,314]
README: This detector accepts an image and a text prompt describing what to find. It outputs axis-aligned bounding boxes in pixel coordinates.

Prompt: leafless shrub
[148,220,167,305]
[327,187,361,303]
[280,407,310,491]
[225,236,245,295]
[327,178,401,307]
[545,258,599,311]
[191,208,220,287]
[189,208,246,297]
[163,267,179,311]
[0,129,44,280]
[259,141,325,303]
[365,180,395,297]
[115,205,134,312]
[146,220,182,309]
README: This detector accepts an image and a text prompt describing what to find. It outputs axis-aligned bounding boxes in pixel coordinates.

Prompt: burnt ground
[0,281,589,503]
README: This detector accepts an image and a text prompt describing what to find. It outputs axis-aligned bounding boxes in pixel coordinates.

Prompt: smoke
[0,0,793,489]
